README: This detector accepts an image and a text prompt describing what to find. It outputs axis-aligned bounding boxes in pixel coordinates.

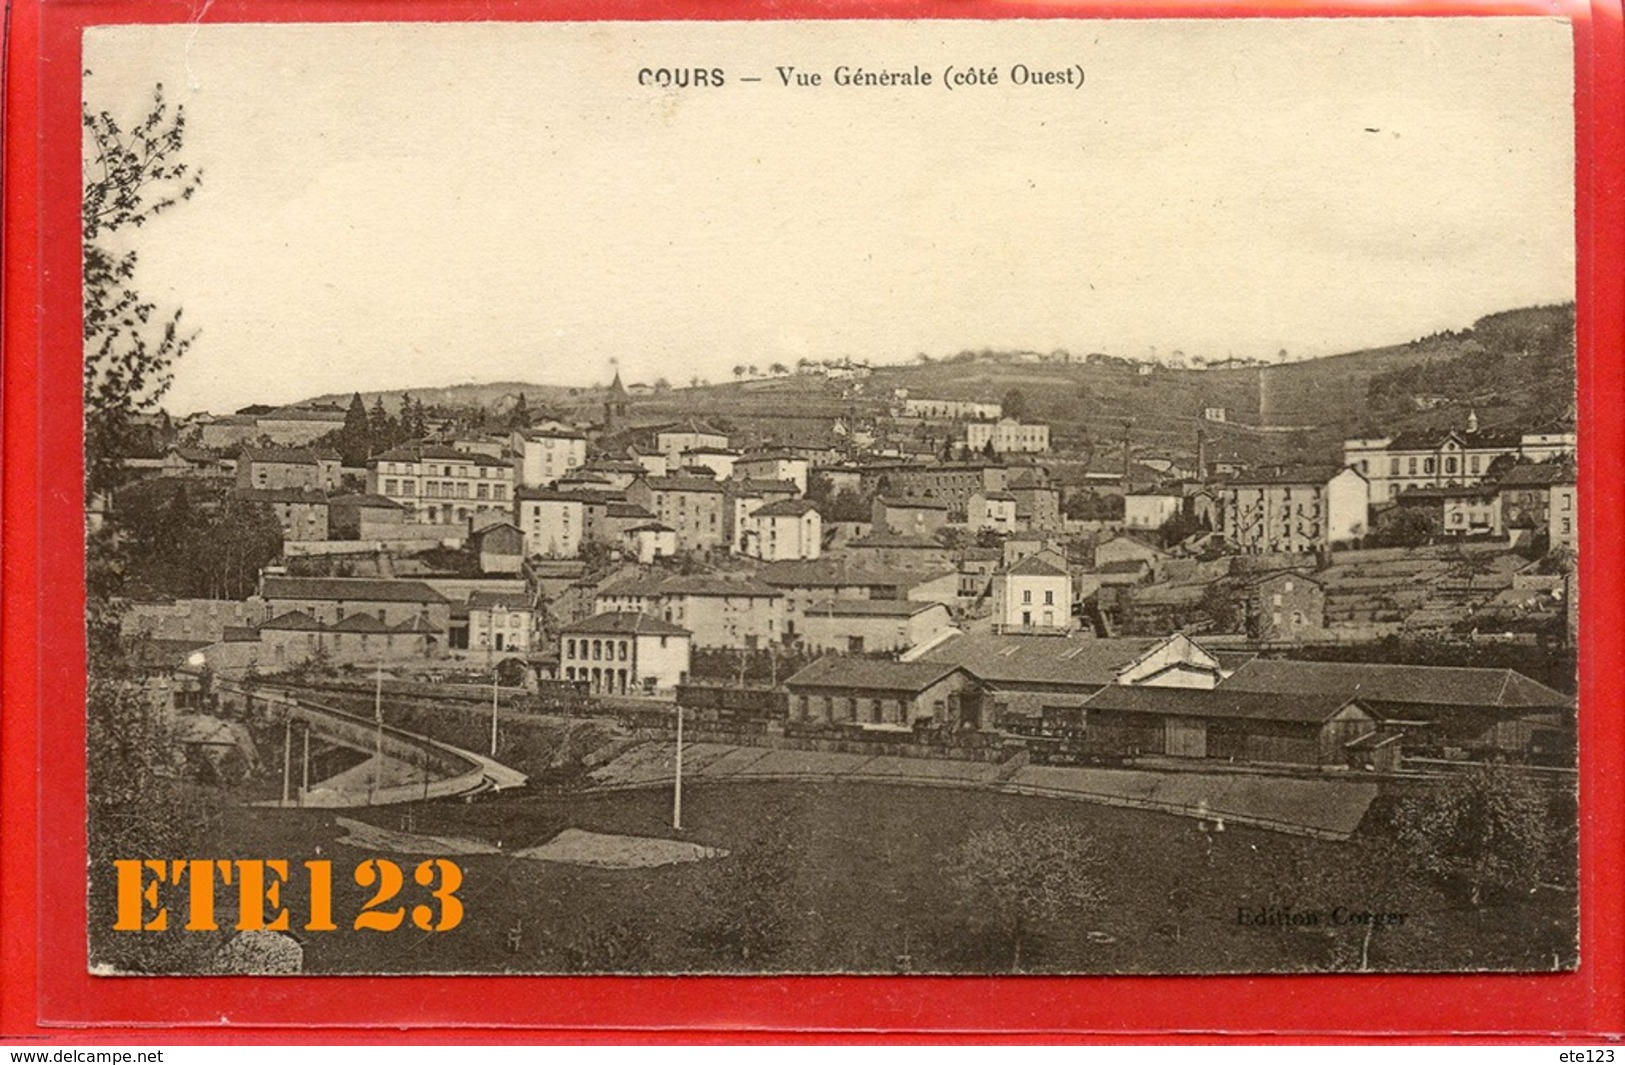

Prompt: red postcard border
[4,0,1622,1041]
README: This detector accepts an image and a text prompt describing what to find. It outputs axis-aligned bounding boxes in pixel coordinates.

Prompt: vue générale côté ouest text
[636,63,1085,89]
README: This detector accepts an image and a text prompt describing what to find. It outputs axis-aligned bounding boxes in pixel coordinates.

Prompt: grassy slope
[146,780,1575,975]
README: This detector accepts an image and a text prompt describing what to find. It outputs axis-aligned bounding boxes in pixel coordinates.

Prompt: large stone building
[681,446,740,481]
[202,404,346,448]
[1124,493,1181,532]
[250,405,350,446]
[1220,466,1369,554]
[511,429,587,488]
[466,590,537,655]
[742,499,822,561]
[514,488,597,558]
[990,552,1073,633]
[625,476,727,553]
[369,444,516,525]
[798,599,955,655]
[258,576,452,633]
[967,491,1019,534]
[724,479,800,554]
[865,462,1008,519]
[1010,480,1063,532]
[964,418,1051,455]
[1342,412,1575,503]
[558,612,691,694]
[647,577,784,650]
[593,576,785,650]
[655,422,730,466]
[470,522,526,574]
[327,493,406,539]
[1246,570,1326,642]
[841,533,953,573]
[236,448,342,492]
[1498,462,1575,536]
[734,452,811,494]
[255,611,440,666]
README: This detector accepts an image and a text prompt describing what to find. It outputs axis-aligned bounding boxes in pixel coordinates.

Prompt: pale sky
[83,18,1576,415]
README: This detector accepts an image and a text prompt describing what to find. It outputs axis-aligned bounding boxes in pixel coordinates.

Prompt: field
[112,780,1577,975]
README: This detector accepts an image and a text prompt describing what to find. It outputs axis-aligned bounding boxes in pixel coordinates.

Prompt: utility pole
[370,664,383,803]
[281,714,292,807]
[672,701,684,831]
[300,724,310,808]
[490,669,500,757]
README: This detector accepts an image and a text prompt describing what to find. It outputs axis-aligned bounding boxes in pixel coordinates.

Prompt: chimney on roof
[1120,421,1133,493]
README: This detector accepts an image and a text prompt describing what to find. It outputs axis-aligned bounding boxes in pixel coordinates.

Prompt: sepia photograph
[82,17,1579,976]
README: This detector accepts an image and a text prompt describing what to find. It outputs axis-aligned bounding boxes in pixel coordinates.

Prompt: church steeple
[1466,407,1479,433]
[604,367,629,433]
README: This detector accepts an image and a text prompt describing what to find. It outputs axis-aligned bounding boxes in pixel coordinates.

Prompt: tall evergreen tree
[400,393,426,439]
[369,395,395,446]
[343,391,368,436]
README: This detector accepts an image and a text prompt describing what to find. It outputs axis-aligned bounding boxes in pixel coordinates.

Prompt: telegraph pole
[281,714,292,807]
[490,669,500,757]
[370,664,384,803]
[672,702,684,831]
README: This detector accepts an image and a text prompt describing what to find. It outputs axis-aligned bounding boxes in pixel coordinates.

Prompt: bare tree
[950,817,1107,971]
[83,80,203,499]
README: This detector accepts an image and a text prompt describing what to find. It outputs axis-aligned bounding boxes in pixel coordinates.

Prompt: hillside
[296,303,1574,471]
[302,381,587,416]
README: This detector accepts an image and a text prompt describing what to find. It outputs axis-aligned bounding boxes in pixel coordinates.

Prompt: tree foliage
[950,817,1107,970]
[83,82,203,500]
[1063,489,1124,522]
[1393,766,1552,906]
[1365,304,1575,424]
[1200,578,1246,634]
[805,473,873,523]
[1367,506,1438,548]
[690,814,801,967]
[1157,506,1212,549]
[1244,835,1442,972]
[115,482,284,599]
[83,81,226,973]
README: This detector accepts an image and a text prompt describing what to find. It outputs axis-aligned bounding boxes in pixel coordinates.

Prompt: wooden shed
[1080,685,1378,767]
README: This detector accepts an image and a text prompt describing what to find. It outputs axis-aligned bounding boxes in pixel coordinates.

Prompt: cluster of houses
[1120,411,1576,557]
[117,382,1576,774]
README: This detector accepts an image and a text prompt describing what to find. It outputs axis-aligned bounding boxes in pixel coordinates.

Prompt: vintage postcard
[82,16,1579,978]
